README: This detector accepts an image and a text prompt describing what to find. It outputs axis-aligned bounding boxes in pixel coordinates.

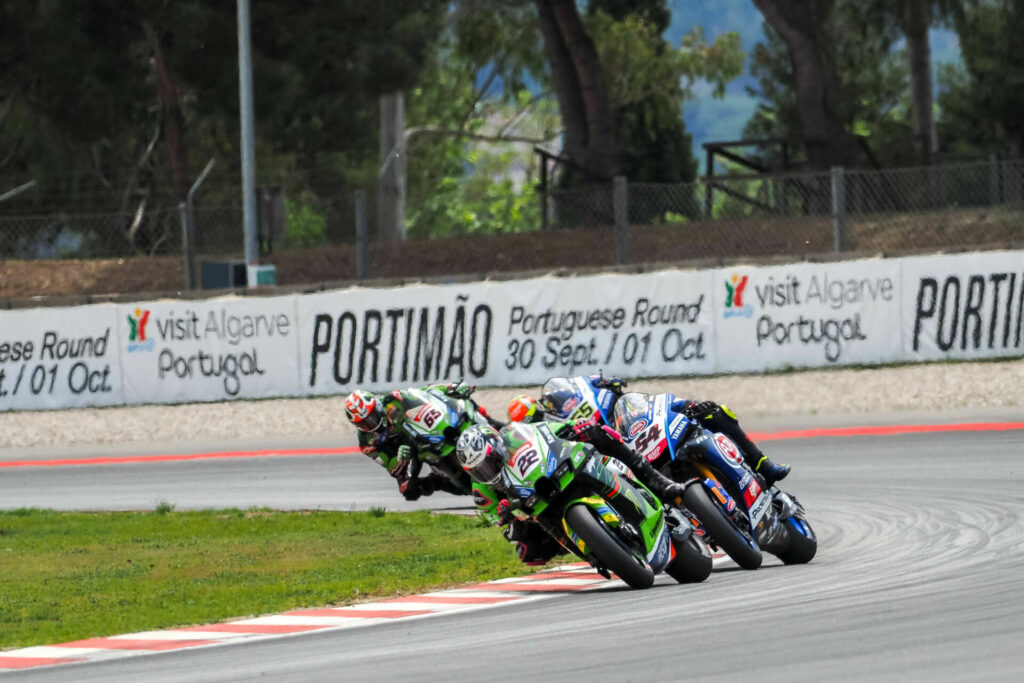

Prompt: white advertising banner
[4,249,1022,413]
[295,269,715,395]
[0,305,123,410]
[901,250,1024,361]
[118,296,302,404]
[713,258,902,371]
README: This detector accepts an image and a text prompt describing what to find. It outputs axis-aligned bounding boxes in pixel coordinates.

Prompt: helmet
[344,390,388,433]
[507,394,544,423]
[455,425,507,486]
[539,377,578,417]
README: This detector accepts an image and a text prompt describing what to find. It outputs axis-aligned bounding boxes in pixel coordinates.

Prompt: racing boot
[629,454,687,508]
[754,455,790,487]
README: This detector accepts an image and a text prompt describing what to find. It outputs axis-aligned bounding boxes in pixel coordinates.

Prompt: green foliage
[586,9,742,186]
[284,197,327,247]
[154,500,176,515]
[402,20,556,238]
[0,508,529,649]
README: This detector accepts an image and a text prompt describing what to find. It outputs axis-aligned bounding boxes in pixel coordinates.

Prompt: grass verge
[0,507,529,650]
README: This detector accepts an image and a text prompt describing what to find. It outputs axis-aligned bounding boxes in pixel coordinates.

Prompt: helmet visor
[354,407,386,433]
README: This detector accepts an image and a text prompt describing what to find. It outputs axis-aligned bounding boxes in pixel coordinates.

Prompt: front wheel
[665,534,713,583]
[682,484,762,570]
[776,515,817,565]
[564,504,655,589]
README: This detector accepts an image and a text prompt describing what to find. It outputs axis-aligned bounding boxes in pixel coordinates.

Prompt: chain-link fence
[2,158,1023,299]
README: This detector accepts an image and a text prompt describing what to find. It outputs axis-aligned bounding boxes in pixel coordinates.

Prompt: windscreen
[539,377,579,417]
[612,392,650,436]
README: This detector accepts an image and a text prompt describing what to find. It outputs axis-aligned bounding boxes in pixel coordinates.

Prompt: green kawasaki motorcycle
[499,421,713,589]
[395,385,496,493]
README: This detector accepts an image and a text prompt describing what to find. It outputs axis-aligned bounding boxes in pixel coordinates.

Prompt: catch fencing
[2,158,1023,296]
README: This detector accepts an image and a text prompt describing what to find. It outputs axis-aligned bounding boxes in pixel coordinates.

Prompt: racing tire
[682,484,762,570]
[776,516,817,565]
[564,504,656,589]
[665,534,713,584]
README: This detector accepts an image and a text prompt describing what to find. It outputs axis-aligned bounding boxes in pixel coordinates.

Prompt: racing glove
[496,499,514,525]
[683,400,719,420]
[595,376,628,396]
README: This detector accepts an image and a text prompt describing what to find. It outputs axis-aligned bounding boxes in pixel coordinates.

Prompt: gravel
[1,360,1022,450]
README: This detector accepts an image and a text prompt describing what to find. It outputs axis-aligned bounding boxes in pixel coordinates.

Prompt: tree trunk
[534,0,620,180]
[751,0,860,171]
[904,0,935,165]
[143,21,189,202]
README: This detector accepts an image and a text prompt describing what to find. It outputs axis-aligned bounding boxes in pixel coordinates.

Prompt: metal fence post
[613,176,630,265]
[355,189,369,280]
[180,159,215,290]
[831,166,847,253]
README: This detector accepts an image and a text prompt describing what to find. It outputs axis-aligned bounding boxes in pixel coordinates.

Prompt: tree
[534,0,621,180]
[745,3,913,169]
[941,0,1024,156]
[903,0,937,165]
[751,0,864,170]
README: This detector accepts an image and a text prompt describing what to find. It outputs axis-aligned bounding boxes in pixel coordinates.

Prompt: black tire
[564,504,656,589]
[682,484,762,570]
[776,515,817,565]
[665,534,713,583]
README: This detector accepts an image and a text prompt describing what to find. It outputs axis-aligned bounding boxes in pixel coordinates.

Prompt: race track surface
[3,417,1024,681]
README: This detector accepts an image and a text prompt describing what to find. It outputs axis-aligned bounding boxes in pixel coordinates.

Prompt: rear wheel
[564,504,655,589]
[682,484,762,570]
[665,534,713,583]
[776,515,817,565]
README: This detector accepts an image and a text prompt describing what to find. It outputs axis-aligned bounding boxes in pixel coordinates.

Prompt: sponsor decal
[649,530,671,568]
[627,418,648,438]
[743,478,762,508]
[714,433,744,466]
[749,491,772,527]
[723,274,753,319]
[669,415,688,441]
[126,308,155,353]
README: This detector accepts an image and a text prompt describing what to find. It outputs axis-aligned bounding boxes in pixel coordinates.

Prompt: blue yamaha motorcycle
[612,392,817,570]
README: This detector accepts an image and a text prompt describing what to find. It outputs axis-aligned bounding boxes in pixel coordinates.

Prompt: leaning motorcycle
[613,392,817,570]
[500,421,713,588]
[394,385,493,494]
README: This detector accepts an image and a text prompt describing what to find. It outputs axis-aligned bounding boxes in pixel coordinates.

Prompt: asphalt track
[3,410,1024,681]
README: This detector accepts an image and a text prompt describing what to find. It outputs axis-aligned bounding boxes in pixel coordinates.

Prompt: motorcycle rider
[455,416,690,565]
[344,383,500,501]
[508,376,790,487]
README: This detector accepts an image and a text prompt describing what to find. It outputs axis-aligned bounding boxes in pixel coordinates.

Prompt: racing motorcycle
[500,421,713,589]
[538,375,620,425]
[612,392,816,570]
[393,384,495,494]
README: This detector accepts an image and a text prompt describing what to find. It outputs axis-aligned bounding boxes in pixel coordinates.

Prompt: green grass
[0,508,530,650]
